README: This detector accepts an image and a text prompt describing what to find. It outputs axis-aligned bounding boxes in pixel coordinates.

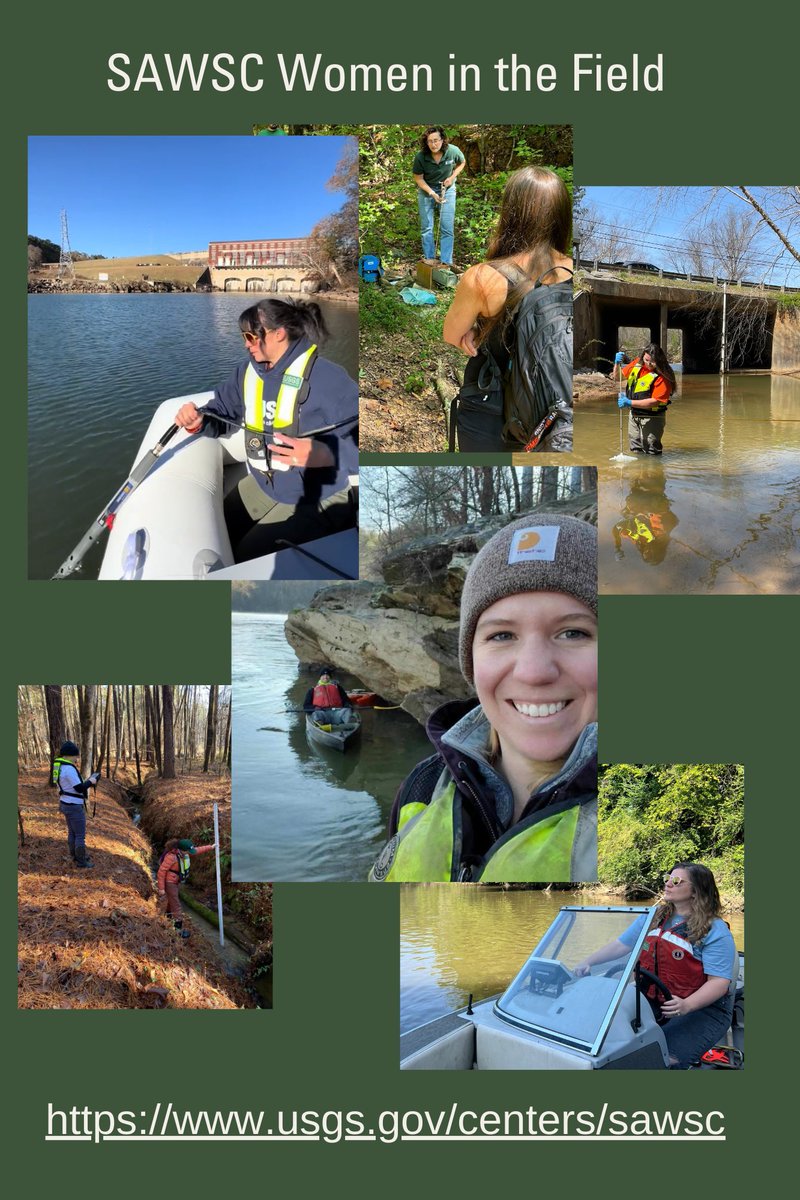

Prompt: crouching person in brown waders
[157,839,214,939]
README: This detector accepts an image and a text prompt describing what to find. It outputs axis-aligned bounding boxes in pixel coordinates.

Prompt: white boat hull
[98,395,241,580]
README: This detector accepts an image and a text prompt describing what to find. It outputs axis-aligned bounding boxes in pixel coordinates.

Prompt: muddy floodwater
[400,885,745,1033]
[579,374,800,594]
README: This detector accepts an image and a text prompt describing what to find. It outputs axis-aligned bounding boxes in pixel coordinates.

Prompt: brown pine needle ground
[18,769,259,1009]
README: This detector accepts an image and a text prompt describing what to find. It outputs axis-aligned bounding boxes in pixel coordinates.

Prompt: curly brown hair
[654,862,723,944]
[420,126,448,153]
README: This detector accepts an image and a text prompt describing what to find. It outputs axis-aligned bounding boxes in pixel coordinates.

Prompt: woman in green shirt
[412,126,466,267]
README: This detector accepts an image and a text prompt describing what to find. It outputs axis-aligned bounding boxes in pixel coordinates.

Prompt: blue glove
[614,352,626,363]
[618,396,632,408]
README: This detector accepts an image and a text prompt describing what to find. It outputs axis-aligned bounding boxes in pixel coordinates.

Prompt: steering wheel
[636,966,672,1002]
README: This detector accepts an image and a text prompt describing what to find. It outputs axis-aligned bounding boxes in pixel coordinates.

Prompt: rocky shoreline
[285,493,598,724]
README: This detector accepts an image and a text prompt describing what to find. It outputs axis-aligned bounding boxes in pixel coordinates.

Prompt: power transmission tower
[57,209,75,280]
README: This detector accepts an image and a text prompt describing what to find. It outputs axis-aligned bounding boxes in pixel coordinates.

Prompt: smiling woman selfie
[369,512,598,883]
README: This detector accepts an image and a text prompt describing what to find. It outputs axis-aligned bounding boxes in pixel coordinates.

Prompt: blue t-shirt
[620,913,735,980]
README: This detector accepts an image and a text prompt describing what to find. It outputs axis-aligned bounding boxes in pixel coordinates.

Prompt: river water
[28,293,358,579]
[578,374,800,594]
[399,885,745,1033]
[231,612,432,882]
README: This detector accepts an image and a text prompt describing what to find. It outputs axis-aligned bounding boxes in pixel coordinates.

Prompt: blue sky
[28,136,352,257]
[580,186,800,287]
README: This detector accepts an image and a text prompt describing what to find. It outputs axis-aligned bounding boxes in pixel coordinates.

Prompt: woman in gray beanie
[369,513,597,883]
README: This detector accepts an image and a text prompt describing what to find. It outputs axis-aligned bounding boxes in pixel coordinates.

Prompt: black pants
[60,801,86,856]
[224,479,356,562]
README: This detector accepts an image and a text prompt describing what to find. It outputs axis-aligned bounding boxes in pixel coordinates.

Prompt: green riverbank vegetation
[599,763,744,908]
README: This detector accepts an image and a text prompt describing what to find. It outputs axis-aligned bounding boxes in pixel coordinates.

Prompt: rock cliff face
[284,495,597,724]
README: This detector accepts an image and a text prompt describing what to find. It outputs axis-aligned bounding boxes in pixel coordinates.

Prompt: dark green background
[9,0,795,1190]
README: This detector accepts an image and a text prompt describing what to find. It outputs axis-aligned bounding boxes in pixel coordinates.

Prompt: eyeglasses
[241,327,273,345]
[663,874,688,887]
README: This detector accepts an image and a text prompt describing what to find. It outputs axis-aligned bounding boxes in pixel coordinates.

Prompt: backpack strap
[488,261,573,290]
[532,265,573,287]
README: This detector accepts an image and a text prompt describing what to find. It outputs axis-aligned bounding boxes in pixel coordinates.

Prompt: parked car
[613,260,661,274]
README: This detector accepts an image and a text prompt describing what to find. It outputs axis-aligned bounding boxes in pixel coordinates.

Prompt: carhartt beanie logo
[458,512,597,684]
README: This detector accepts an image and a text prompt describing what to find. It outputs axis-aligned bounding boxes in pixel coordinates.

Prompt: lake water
[28,293,358,579]
[577,373,800,594]
[400,885,745,1033]
[231,612,432,882]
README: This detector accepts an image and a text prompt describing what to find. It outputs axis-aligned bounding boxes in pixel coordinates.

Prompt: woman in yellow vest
[615,343,677,455]
[369,513,598,883]
[174,298,358,563]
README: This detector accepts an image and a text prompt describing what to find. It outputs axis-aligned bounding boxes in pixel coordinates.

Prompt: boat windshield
[495,905,655,1054]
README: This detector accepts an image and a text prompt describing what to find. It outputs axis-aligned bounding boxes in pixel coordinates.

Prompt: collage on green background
[10,0,799,1191]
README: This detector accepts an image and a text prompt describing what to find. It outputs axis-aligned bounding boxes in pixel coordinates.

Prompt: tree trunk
[223,692,232,772]
[77,685,97,771]
[203,685,218,773]
[44,685,65,786]
[540,466,560,504]
[161,686,176,779]
[144,686,162,775]
[130,686,142,787]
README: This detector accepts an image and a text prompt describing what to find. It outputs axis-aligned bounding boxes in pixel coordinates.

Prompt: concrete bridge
[208,266,317,294]
[575,275,800,373]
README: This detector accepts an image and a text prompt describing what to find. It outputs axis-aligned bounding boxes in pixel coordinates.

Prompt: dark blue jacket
[204,335,358,505]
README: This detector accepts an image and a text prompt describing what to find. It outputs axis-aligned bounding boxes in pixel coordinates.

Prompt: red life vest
[639,919,706,999]
[313,682,341,708]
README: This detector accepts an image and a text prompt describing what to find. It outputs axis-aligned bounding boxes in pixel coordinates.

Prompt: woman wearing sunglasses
[575,862,738,1068]
[174,298,358,562]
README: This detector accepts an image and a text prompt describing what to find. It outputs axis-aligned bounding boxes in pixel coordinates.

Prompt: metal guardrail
[575,258,800,295]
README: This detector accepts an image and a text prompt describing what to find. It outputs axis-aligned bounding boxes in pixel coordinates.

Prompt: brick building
[208,238,311,269]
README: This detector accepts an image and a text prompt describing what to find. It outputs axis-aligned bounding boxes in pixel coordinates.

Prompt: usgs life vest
[369,772,589,883]
[243,344,317,473]
[626,360,672,414]
[358,254,384,284]
[639,919,707,999]
[312,682,341,708]
[52,757,84,801]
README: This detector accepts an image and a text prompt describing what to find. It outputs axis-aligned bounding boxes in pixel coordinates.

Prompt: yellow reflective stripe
[243,363,264,430]
[384,782,457,882]
[480,807,580,883]
[274,344,316,429]
[397,802,427,832]
[628,365,657,395]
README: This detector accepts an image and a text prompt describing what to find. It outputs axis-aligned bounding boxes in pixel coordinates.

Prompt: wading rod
[213,802,224,948]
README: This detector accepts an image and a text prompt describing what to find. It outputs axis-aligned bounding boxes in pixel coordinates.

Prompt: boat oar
[52,422,183,579]
[284,703,401,712]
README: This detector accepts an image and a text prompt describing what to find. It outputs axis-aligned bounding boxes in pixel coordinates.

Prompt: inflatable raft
[94,397,357,581]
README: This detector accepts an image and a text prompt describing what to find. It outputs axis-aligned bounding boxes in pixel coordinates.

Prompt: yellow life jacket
[369,777,584,883]
[175,851,191,882]
[626,362,671,413]
[52,757,84,800]
[243,345,317,472]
